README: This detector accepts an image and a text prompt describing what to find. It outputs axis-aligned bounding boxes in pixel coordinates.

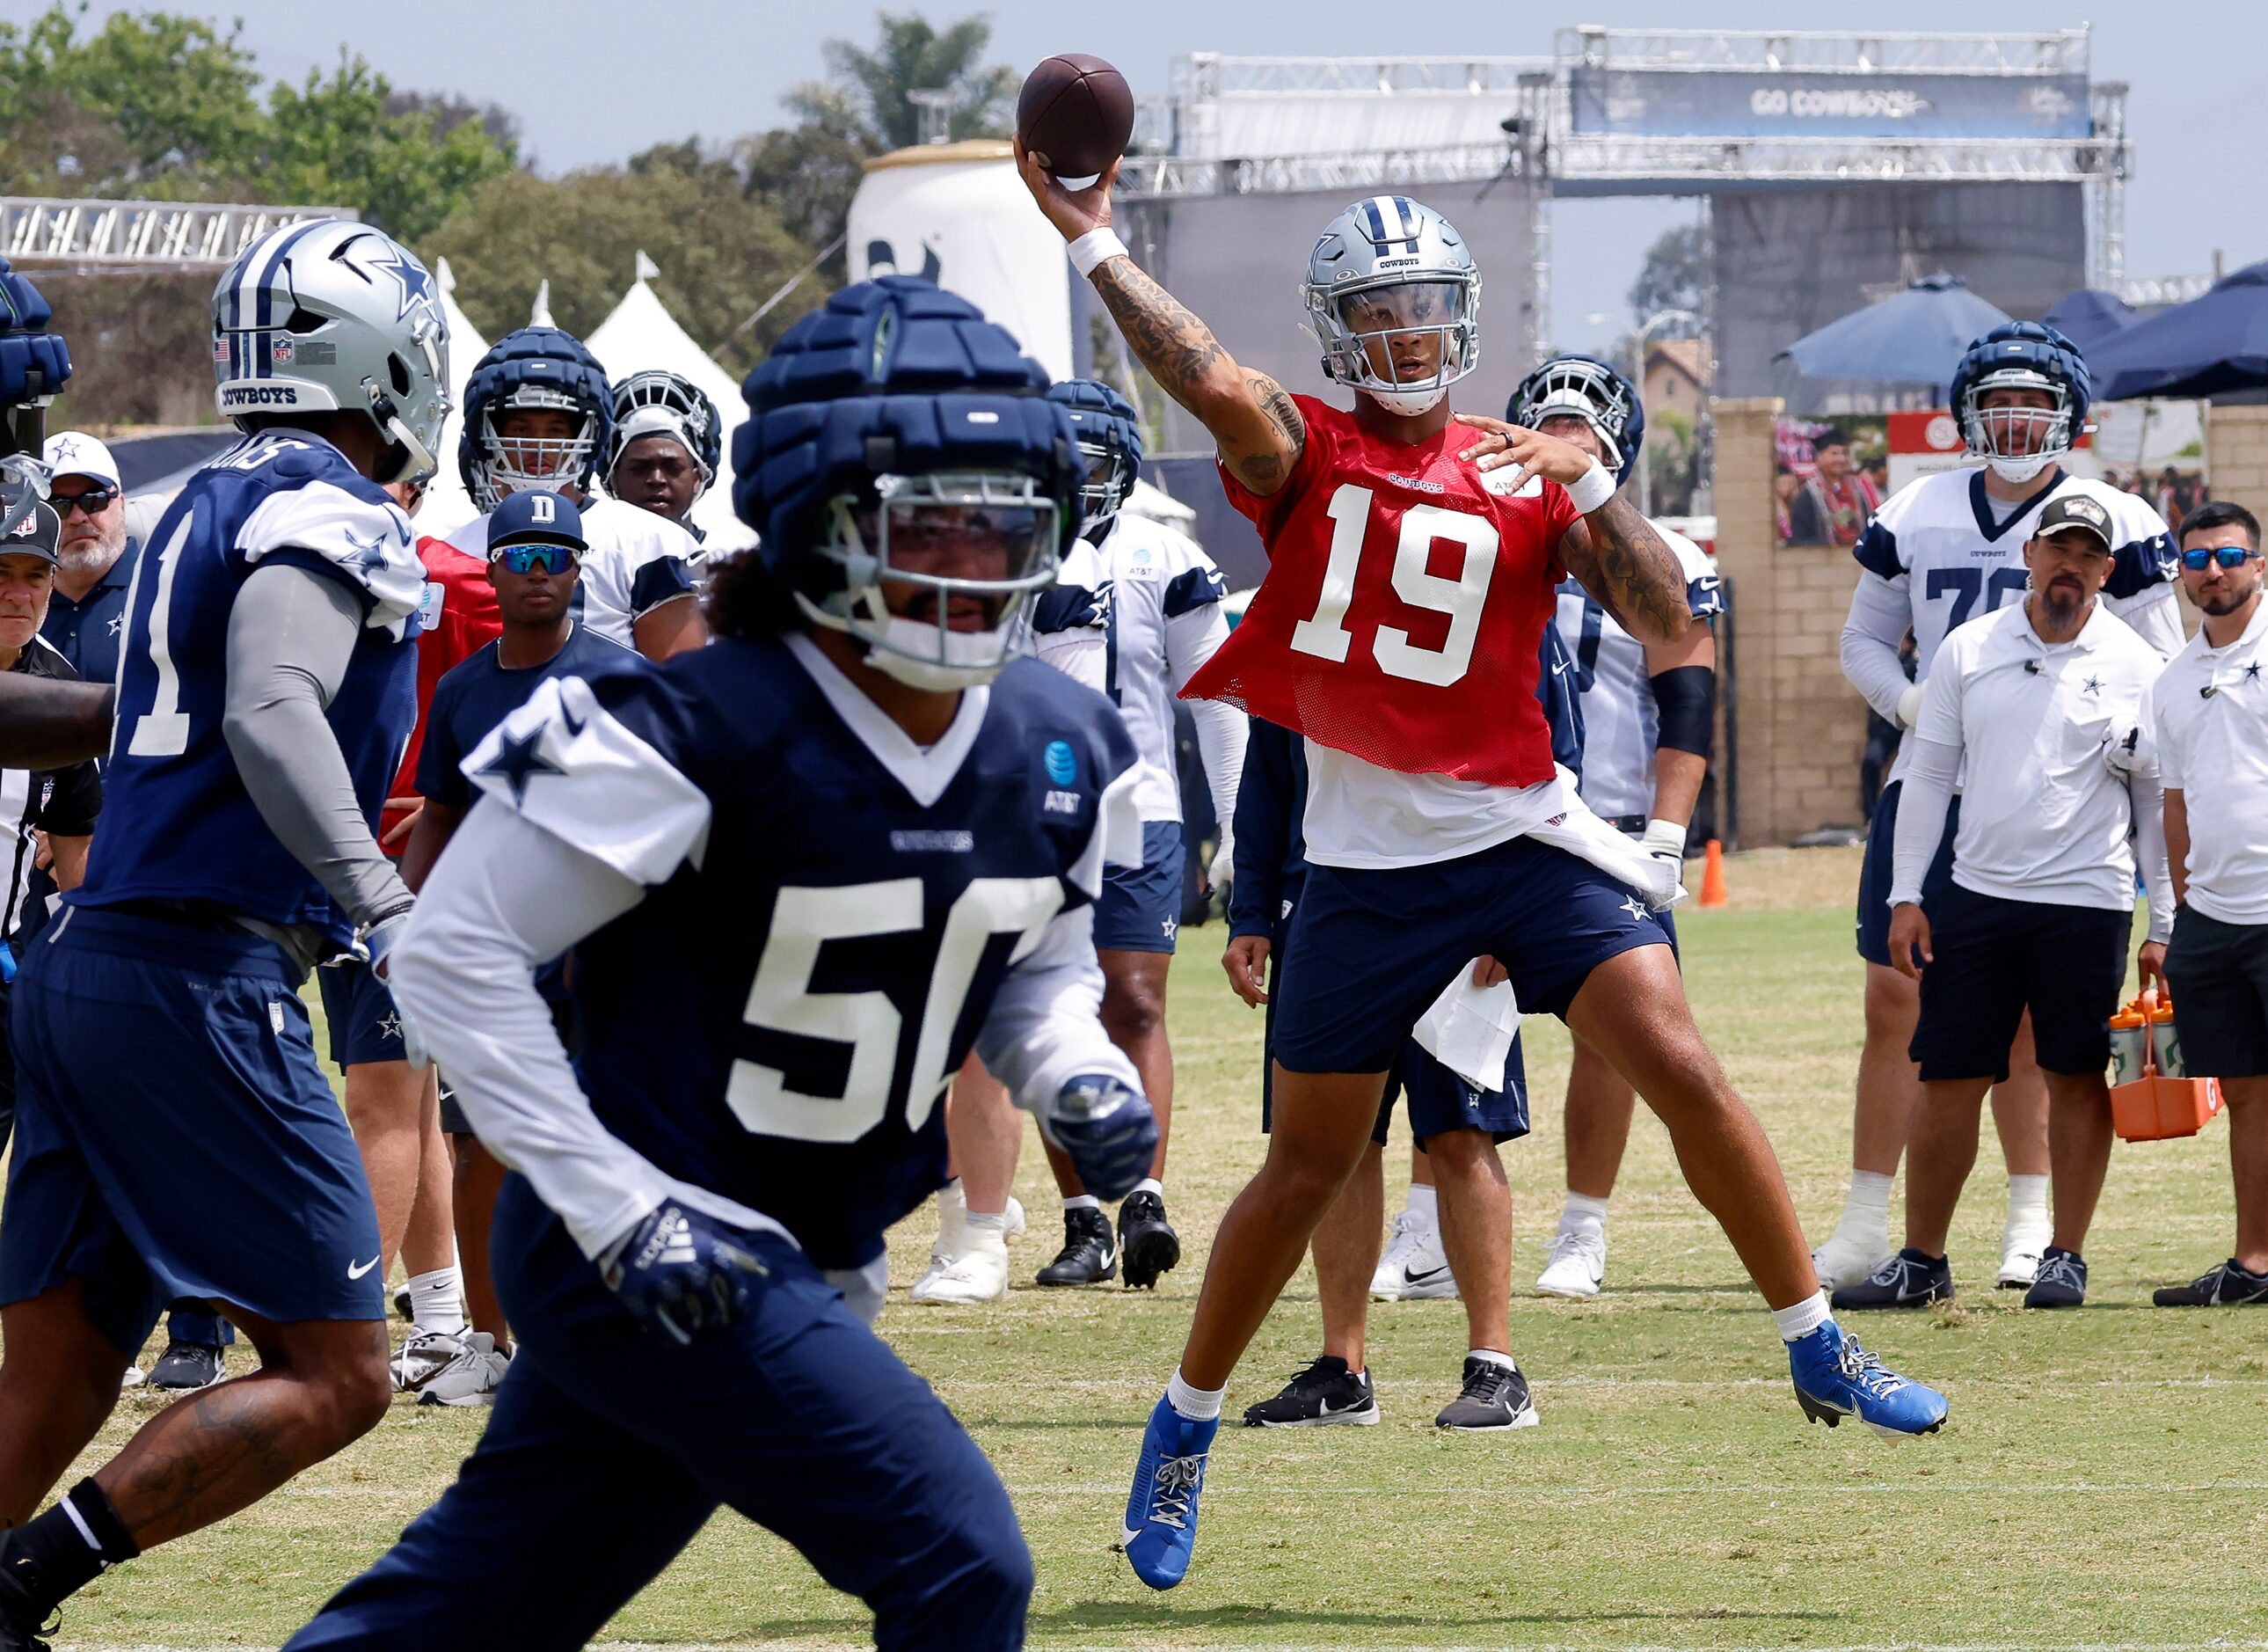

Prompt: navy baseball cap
[487,490,587,556]
[0,499,62,566]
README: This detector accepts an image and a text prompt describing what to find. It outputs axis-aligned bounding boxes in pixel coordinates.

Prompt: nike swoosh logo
[1551,659,1571,676]
[1404,1263,1453,1285]
[560,706,588,738]
[346,1256,379,1280]
[1316,1395,1366,1416]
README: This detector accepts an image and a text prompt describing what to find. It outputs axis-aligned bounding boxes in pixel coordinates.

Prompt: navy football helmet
[733,276,1083,690]
[1,254,71,533]
[607,369,720,499]
[1950,322,2090,485]
[459,327,613,512]
[1046,379,1142,537]
[1506,355,1645,488]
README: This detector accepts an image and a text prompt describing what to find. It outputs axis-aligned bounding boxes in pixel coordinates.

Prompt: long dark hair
[704,549,808,642]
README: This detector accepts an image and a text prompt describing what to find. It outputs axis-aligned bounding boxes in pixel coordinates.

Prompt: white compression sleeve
[2132,771,2176,945]
[1887,735,1959,910]
[1841,574,1917,723]
[390,801,787,1259]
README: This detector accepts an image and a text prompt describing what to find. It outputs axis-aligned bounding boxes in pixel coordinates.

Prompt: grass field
[27,844,2268,1650]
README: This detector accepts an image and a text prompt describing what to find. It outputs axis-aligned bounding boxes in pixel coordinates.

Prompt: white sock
[407,1268,467,1340]
[1557,1191,1609,1237]
[2005,1173,2050,1231]
[1129,1176,1163,1201]
[1834,1170,1894,1245]
[1405,1183,1439,1225]
[965,1210,1007,1234]
[1468,1347,1521,1371]
[1062,1194,1101,1213]
[937,1179,967,1226]
[1166,1366,1225,1422]
[1772,1290,1832,1343]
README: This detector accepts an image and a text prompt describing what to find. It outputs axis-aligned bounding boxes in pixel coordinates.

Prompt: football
[1016,53,1134,190]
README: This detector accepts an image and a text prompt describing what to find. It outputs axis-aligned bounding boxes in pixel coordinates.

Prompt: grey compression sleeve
[222,561,413,929]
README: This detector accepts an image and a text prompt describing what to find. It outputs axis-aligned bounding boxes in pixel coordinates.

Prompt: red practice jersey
[1182,394,1580,788]
[379,534,502,854]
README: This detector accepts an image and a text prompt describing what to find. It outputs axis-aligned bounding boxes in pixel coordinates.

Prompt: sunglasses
[490,545,579,575]
[2179,545,2260,572]
[49,486,119,517]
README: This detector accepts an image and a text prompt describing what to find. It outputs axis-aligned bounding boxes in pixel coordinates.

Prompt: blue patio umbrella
[2089,260,2268,400]
[2042,288,2139,354]
[1774,273,2012,394]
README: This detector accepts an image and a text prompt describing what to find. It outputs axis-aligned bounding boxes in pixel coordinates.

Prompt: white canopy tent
[587,254,750,545]
[416,257,491,540]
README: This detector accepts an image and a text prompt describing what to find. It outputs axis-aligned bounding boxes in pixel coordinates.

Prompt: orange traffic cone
[1698,839,1728,908]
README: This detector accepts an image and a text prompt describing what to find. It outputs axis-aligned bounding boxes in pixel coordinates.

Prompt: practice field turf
[20,846,2268,1650]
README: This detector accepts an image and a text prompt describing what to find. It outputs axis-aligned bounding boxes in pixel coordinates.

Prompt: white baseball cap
[40,431,120,491]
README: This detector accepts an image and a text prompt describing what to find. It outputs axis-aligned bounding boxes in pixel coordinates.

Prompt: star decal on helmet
[355,237,435,323]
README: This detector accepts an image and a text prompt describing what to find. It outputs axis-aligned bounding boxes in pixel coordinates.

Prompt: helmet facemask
[1961,370,2075,485]
[1074,434,1135,537]
[1309,274,1479,415]
[475,387,602,511]
[800,470,1063,690]
[1514,361,1635,477]
[609,371,718,498]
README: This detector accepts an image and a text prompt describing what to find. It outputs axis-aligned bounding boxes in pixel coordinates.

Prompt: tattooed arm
[1017,146,1303,496]
[1449,413,1690,645]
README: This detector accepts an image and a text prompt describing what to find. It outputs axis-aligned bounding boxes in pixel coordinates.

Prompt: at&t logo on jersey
[1038,738,1086,820]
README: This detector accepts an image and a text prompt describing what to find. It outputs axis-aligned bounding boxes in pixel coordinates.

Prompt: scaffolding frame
[1,197,354,272]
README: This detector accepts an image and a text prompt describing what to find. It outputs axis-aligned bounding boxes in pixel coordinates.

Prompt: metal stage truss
[1,197,354,272]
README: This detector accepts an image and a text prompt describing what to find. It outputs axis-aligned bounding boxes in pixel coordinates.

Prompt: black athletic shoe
[0,1550,55,1652]
[1035,1206,1117,1286]
[1434,1354,1540,1430]
[393,1283,413,1322]
[2154,1258,2268,1307]
[148,1340,226,1390]
[2024,1246,2088,1309]
[1241,1356,1379,1427]
[1118,1190,1181,1290]
[1830,1246,1955,1310]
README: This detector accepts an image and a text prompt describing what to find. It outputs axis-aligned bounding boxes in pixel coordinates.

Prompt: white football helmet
[1303,195,1481,415]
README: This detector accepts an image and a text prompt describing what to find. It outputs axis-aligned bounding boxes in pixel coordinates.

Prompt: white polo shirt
[1900,599,2168,913]
[2149,596,2268,925]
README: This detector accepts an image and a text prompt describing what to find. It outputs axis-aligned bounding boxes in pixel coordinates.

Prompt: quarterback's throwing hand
[1452,414,1600,491]
[598,1202,772,1347]
[1016,138,1119,242]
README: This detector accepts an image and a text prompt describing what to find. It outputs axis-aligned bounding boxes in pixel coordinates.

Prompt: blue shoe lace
[1145,1450,1207,1531]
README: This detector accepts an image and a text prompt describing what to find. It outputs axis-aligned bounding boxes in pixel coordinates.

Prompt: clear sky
[16,2,2266,352]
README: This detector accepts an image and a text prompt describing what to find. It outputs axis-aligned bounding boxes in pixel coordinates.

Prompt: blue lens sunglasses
[492,545,579,575]
[2179,545,2259,572]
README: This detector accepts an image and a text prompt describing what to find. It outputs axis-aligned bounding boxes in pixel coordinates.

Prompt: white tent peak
[434,255,458,297]
[634,250,660,284]
[529,279,555,328]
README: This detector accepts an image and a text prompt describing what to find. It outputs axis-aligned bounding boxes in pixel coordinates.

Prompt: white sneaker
[417,1333,509,1407]
[390,1327,466,1393]
[1535,1227,1607,1298]
[1999,1220,2052,1289]
[1810,1229,1894,1292]
[911,1227,1009,1305]
[1371,1213,1458,1301]
[120,1363,145,1389]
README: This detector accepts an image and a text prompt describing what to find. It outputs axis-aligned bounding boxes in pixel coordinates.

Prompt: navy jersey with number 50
[460,634,1139,1269]
[74,434,424,948]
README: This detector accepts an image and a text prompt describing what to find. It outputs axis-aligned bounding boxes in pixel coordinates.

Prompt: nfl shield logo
[271,336,295,366]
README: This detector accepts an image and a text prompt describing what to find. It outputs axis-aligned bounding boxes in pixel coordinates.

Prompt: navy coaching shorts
[2164,906,2268,1078]
[1271,835,1673,1078]
[1909,882,2132,1082]
[1094,820,1185,954]
[1856,781,1961,969]
[0,907,384,1352]
[318,954,409,1069]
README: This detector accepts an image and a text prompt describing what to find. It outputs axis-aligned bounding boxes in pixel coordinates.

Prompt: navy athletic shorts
[2164,905,2268,1078]
[0,907,384,1352]
[1094,820,1185,954]
[1856,780,1961,969]
[1909,882,2132,1082]
[318,954,409,1069]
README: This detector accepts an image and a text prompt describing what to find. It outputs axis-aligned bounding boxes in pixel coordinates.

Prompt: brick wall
[2207,403,2268,523]
[1711,396,1872,847]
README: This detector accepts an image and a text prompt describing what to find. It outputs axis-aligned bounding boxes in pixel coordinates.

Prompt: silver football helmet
[606,369,719,497]
[1303,195,1481,414]
[212,219,449,485]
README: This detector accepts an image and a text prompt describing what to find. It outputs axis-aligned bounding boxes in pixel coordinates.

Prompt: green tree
[266,54,515,241]
[423,164,817,376]
[794,11,1017,152]
[1628,222,1708,329]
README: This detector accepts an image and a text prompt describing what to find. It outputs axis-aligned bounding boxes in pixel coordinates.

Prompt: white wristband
[1068,228,1128,277]
[1567,460,1616,515]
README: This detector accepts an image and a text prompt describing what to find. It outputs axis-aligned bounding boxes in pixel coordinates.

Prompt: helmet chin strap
[1987,450,2057,484]
[1362,384,1448,417]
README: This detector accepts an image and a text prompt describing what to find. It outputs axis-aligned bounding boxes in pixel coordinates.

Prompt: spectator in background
[1774,467,1800,543]
[33,438,235,1391]
[0,503,100,1158]
[1788,428,1881,547]
[2147,501,2268,1306]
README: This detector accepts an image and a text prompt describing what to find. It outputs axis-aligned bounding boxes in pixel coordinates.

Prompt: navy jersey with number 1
[74,432,424,948]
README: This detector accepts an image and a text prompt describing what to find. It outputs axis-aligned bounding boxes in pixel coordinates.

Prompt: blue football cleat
[1120,1394,1217,1590]
[1788,1319,1948,1439]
